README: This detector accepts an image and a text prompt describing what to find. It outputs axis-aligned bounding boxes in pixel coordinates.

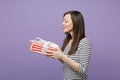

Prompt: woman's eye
[65,21,68,23]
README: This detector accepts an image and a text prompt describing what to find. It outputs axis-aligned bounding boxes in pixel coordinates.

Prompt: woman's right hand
[46,47,64,60]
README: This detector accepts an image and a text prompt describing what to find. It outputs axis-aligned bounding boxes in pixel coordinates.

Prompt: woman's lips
[63,26,66,29]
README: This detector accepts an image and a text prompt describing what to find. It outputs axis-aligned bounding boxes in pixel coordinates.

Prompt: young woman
[46,10,91,80]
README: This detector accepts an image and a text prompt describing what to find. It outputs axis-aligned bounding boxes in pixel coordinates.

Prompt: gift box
[29,37,59,54]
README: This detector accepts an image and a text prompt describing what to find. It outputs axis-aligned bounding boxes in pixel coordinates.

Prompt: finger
[45,52,54,55]
[46,55,55,59]
[48,56,55,59]
[46,50,54,53]
[48,46,57,51]
[45,52,53,55]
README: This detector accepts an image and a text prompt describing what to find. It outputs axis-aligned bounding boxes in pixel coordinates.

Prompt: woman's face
[62,14,73,33]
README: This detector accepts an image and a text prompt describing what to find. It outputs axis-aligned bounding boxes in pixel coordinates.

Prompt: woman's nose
[61,22,64,26]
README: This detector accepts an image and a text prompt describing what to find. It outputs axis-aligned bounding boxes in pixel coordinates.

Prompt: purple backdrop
[0,0,120,80]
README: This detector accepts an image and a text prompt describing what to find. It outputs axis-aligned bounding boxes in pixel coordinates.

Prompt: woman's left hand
[45,47,64,60]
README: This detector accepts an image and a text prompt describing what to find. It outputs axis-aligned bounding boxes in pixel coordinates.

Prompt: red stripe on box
[32,45,43,49]
[31,49,42,53]
[32,43,43,47]
[31,47,42,50]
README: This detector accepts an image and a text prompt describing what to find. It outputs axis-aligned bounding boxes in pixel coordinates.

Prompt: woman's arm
[46,38,91,74]
[46,49,80,73]
[61,54,80,73]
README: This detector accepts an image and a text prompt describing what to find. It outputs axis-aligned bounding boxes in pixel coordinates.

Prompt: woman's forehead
[64,14,71,20]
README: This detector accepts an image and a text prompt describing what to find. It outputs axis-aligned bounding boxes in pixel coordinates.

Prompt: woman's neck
[68,39,73,45]
[68,31,74,45]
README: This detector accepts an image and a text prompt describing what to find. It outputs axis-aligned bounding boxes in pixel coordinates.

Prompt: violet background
[0,0,120,80]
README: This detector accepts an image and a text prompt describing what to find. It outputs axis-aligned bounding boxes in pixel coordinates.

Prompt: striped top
[63,38,91,80]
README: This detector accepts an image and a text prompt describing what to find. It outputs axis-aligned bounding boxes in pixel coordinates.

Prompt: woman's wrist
[60,53,67,62]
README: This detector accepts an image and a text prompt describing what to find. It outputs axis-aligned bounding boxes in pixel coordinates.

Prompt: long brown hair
[61,10,86,55]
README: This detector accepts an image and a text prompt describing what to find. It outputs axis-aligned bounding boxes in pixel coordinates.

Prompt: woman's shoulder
[81,37,91,42]
[79,37,91,45]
